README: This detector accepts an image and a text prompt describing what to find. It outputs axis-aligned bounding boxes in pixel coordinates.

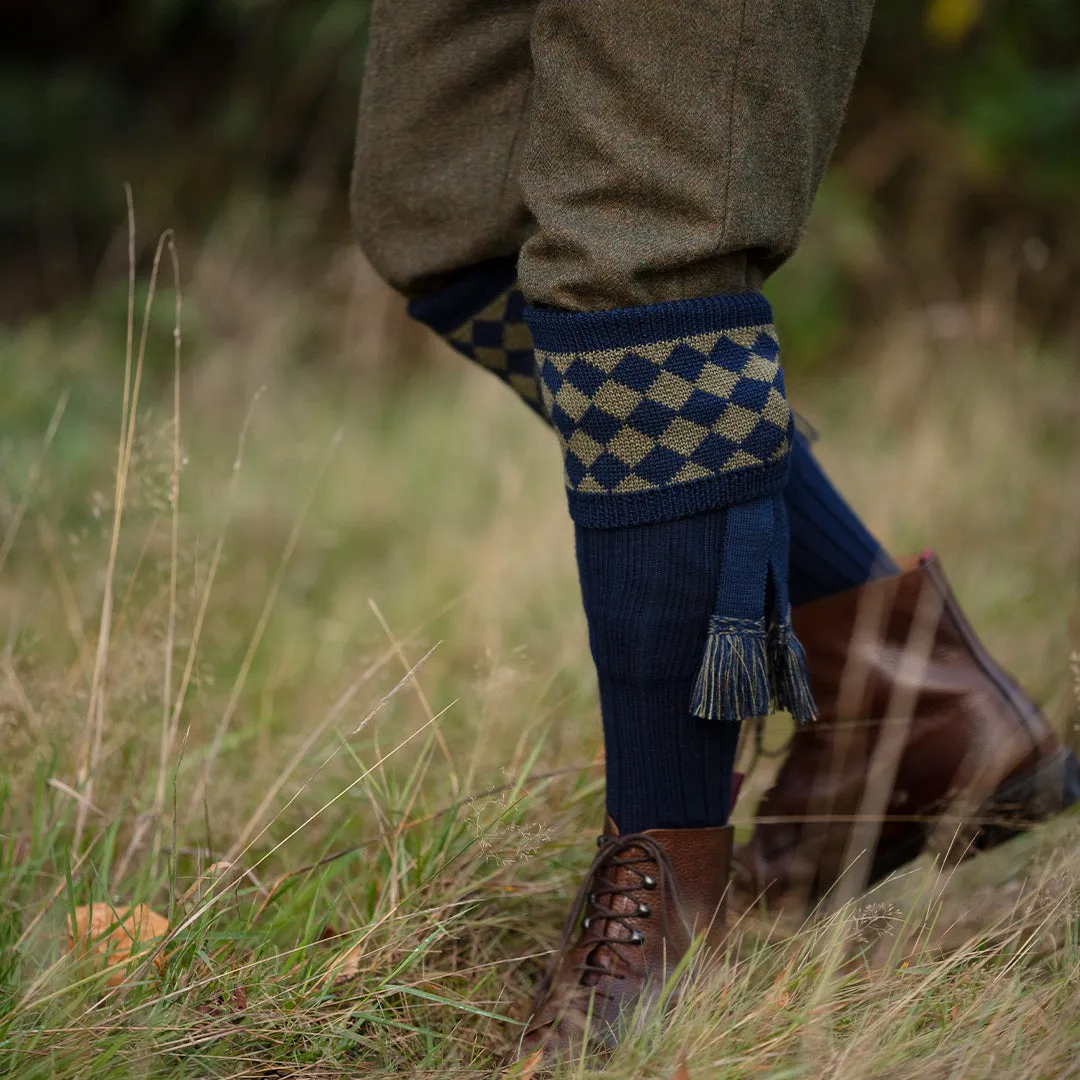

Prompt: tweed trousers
[351,0,875,313]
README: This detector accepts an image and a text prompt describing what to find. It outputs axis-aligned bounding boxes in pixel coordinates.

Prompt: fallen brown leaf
[321,942,364,987]
[193,982,249,1019]
[671,1058,692,1080]
[68,903,169,987]
[768,960,794,1009]
[504,1047,544,1079]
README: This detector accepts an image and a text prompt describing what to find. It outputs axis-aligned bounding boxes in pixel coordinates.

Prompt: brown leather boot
[732,553,1080,916]
[521,818,732,1061]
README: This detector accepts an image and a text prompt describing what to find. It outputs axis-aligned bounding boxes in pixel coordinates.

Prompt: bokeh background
[1,5,1079,1073]
[5,0,1080,339]
[3,0,1079,845]
[2,0,1079,848]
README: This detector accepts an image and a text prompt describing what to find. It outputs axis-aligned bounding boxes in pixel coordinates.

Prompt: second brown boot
[732,553,1080,916]
[520,817,732,1062]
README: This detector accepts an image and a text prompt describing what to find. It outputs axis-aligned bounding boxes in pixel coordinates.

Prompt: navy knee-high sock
[411,270,901,829]
[576,511,742,834]
[785,430,897,606]
[522,294,814,836]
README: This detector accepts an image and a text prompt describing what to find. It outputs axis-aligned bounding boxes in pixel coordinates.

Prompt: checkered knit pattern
[412,277,814,732]
[444,286,542,411]
[407,258,544,418]
[525,294,793,528]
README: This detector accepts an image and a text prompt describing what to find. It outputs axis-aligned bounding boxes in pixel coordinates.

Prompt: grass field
[1,221,1079,1078]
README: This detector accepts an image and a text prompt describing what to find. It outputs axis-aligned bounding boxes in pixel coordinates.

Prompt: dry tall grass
[0,219,1078,1077]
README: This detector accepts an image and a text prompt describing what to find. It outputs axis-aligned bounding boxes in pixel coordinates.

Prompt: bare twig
[74,200,171,851]
[154,235,184,826]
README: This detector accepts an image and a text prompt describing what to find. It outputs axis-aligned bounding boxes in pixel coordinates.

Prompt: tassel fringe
[692,615,818,725]
[691,616,772,723]
[692,491,816,726]
[769,618,818,724]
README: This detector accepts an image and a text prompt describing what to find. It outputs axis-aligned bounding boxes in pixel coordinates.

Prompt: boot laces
[539,833,677,1002]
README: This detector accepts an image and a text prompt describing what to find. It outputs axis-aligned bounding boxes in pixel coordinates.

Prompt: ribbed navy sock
[576,511,741,833]
[786,430,896,606]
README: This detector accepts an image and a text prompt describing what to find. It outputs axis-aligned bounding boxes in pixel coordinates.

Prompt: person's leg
[356,0,893,610]
[351,0,773,838]
[352,8,1079,1022]
[515,0,873,1057]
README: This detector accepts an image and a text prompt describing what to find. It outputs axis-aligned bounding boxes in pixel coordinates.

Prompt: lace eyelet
[642,874,657,890]
[630,930,644,945]
[588,892,597,905]
[596,836,606,848]
[637,902,651,917]
[582,916,592,930]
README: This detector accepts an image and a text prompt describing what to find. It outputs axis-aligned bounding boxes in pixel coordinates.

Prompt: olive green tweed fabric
[353,0,875,312]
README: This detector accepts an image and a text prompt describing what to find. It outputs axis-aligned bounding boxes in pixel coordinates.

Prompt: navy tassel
[691,615,771,723]
[768,616,817,724]
[692,496,775,723]
[768,496,817,723]
[692,490,817,725]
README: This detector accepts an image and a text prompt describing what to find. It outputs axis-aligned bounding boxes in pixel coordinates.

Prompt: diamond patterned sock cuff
[406,258,545,417]
[526,294,794,528]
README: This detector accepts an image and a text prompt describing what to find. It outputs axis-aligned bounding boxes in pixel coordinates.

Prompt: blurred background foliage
[3,0,1079,355]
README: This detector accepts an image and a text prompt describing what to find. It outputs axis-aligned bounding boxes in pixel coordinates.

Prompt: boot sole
[733,750,1080,915]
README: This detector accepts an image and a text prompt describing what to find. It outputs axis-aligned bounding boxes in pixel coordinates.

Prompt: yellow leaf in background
[68,903,169,988]
[926,0,983,46]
